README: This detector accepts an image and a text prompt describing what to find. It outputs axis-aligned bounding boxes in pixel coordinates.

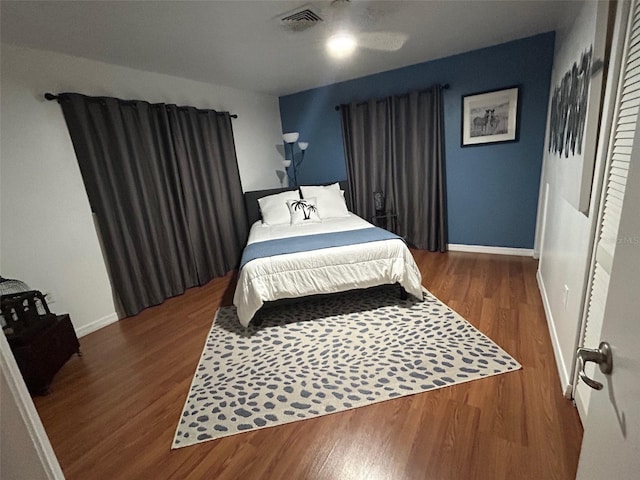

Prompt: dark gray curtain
[57,93,247,317]
[340,85,447,252]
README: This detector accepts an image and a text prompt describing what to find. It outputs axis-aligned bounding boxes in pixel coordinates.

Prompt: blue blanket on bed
[240,227,402,269]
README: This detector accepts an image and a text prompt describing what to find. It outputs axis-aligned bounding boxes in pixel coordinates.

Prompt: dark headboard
[244,180,350,226]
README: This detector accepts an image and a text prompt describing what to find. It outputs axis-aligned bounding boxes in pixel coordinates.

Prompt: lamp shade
[282,132,300,143]
[298,142,309,151]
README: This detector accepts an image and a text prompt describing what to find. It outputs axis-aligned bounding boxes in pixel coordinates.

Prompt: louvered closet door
[577,0,638,416]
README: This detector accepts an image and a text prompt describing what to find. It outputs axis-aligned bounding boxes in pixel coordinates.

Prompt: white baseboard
[75,312,119,338]
[448,244,534,257]
[536,270,572,393]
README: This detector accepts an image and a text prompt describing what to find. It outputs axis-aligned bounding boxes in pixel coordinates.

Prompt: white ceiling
[0,0,577,97]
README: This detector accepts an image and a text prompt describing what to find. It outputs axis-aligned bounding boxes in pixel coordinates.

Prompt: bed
[233,182,423,327]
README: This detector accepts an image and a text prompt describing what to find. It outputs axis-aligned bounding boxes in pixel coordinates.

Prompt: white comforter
[233,213,423,327]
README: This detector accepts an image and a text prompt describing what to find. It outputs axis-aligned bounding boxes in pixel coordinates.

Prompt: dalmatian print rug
[173,286,520,449]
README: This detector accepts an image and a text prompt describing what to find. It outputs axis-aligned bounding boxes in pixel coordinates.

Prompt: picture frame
[461,86,520,146]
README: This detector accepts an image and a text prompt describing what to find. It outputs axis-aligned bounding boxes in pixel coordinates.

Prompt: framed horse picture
[461,86,520,146]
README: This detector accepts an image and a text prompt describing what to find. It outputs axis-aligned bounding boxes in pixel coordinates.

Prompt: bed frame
[243,180,351,226]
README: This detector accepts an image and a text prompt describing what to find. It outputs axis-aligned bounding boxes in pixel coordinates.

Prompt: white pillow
[300,183,341,198]
[258,190,301,225]
[301,189,348,219]
[287,197,321,224]
[300,183,350,218]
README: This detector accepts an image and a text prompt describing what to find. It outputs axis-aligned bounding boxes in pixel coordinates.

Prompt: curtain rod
[333,83,450,111]
[44,93,238,118]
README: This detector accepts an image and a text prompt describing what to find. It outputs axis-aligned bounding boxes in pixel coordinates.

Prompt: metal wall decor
[548,46,593,158]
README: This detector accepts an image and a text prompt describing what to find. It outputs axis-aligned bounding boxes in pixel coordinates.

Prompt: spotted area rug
[172,286,520,448]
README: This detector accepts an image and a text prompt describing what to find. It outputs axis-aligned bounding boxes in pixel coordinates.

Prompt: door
[575,60,640,479]
[575,0,635,418]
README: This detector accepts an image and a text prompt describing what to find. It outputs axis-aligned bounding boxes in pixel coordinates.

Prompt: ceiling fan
[279,0,408,53]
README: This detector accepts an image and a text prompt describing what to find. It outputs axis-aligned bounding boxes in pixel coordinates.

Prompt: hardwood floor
[33,251,583,480]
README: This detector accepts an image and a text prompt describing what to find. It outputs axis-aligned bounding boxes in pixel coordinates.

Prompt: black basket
[1,290,55,339]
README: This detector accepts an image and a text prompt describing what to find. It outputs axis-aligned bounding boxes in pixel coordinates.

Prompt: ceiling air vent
[279,6,323,32]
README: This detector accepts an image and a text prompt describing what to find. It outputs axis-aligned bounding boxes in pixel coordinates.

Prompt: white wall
[0,44,284,336]
[1,334,64,479]
[535,0,603,393]
[1,368,52,480]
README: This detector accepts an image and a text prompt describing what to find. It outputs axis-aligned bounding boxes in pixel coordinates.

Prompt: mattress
[232,213,423,327]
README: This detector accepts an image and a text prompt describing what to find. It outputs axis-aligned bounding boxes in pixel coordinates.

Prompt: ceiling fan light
[327,33,357,59]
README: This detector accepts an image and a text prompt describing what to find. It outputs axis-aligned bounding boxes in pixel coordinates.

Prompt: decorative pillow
[258,190,301,225]
[287,197,321,225]
[301,186,349,219]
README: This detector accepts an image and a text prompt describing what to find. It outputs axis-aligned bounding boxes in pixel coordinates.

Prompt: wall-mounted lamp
[282,132,309,186]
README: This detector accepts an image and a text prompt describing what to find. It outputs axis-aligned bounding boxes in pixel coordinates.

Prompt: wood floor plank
[30,251,583,479]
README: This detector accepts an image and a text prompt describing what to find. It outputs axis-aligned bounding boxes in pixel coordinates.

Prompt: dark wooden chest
[7,314,80,395]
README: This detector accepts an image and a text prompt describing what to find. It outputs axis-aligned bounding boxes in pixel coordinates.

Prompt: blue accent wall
[279,33,555,249]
